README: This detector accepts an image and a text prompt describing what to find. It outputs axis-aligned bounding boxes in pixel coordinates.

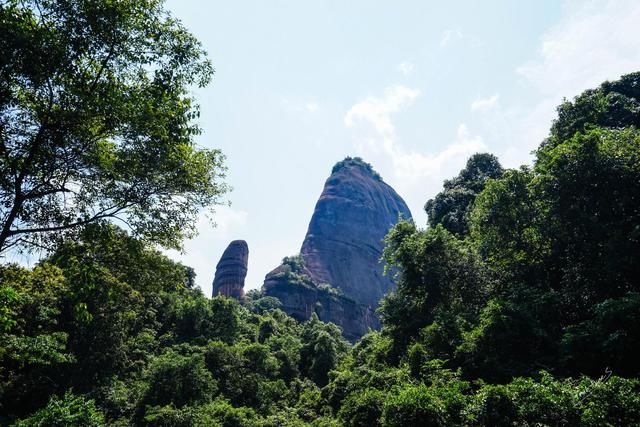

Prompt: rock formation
[212,240,249,299]
[263,157,412,340]
[263,257,381,341]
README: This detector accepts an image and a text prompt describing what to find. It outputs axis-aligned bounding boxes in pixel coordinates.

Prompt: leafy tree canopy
[0,0,227,253]
[425,153,503,235]
[542,71,640,153]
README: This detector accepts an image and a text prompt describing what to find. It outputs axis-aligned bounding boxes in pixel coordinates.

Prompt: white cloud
[388,124,486,180]
[517,0,640,98]
[471,0,640,169]
[345,86,484,181]
[396,61,414,76]
[344,85,420,137]
[345,86,486,224]
[306,102,319,112]
[440,28,463,47]
[470,94,500,112]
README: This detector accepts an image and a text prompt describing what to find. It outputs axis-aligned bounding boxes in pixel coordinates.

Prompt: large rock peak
[301,157,412,306]
[263,157,412,340]
[212,240,248,299]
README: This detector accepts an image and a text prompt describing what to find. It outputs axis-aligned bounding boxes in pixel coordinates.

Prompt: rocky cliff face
[212,240,249,299]
[301,158,413,307]
[263,256,381,341]
[263,157,412,340]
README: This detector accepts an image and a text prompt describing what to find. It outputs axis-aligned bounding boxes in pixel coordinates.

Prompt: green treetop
[0,0,228,253]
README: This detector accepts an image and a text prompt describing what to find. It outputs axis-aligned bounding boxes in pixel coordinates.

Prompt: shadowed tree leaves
[0,0,227,253]
[425,153,503,236]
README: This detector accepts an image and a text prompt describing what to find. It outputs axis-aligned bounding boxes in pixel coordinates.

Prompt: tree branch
[6,203,131,236]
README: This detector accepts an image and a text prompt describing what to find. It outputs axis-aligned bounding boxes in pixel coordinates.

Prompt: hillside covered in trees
[2,72,640,425]
[2,0,640,425]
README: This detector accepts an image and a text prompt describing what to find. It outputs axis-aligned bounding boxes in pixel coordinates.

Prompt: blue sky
[162,0,640,295]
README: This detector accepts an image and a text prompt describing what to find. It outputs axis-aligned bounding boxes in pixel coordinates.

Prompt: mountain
[263,157,412,340]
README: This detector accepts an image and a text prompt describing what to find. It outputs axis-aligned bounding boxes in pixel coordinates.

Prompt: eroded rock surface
[212,240,248,299]
[263,256,380,341]
[301,158,413,307]
[263,158,412,340]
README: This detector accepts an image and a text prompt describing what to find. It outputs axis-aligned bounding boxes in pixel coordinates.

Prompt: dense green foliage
[0,0,227,253]
[0,223,350,425]
[1,1,640,423]
[425,153,503,236]
[381,73,640,378]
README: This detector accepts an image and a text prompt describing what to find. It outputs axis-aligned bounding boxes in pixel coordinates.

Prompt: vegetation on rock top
[331,157,383,181]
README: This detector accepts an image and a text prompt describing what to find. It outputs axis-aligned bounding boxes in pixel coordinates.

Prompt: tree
[469,166,549,288]
[0,263,73,417]
[13,391,106,427]
[141,351,216,409]
[535,128,640,320]
[541,71,640,154]
[380,384,447,427]
[44,223,195,390]
[425,153,503,235]
[338,388,386,427]
[0,223,198,418]
[299,314,349,386]
[0,0,227,253]
[380,222,488,359]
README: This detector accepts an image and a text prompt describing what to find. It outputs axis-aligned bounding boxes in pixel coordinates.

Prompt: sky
[160,0,640,296]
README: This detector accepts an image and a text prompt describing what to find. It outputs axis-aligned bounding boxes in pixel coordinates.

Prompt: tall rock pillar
[212,240,249,299]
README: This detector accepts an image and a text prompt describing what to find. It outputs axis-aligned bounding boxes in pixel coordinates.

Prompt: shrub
[464,384,517,426]
[338,388,386,427]
[381,384,447,426]
[141,351,216,409]
[14,391,106,427]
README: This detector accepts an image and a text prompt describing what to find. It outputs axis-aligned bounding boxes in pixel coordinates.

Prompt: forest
[1,1,640,426]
